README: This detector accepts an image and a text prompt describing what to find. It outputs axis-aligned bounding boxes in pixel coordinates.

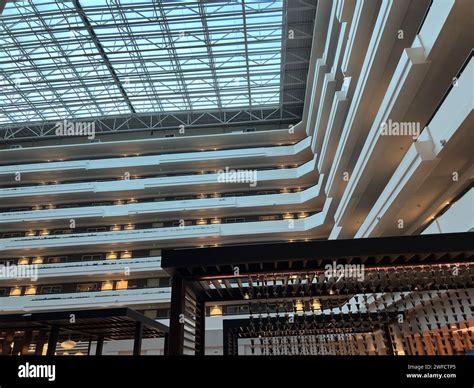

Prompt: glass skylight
[0,0,283,125]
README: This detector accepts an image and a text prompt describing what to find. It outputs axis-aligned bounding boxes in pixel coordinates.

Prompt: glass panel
[0,0,283,125]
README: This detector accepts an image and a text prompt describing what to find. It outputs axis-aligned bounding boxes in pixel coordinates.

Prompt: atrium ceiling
[0,0,317,139]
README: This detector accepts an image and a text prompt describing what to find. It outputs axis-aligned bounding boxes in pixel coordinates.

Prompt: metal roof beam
[72,0,136,114]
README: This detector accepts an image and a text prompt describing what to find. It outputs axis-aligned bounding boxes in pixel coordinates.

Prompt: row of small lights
[23,224,136,237]
[195,212,309,225]
[209,300,322,316]
[428,200,453,223]
[35,164,301,186]
[14,250,133,265]
[8,279,130,298]
[29,188,305,211]
[19,211,310,236]
[42,141,299,164]
[9,250,137,296]
[44,140,299,163]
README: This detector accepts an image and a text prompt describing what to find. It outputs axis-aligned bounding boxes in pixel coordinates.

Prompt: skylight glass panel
[0,0,283,126]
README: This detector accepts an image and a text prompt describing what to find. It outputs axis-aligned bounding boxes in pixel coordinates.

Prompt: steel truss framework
[0,0,317,140]
[0,106,301,140]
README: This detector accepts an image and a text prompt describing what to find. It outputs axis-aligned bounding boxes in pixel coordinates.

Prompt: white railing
[0,197,332,254]
[0,287,171,313]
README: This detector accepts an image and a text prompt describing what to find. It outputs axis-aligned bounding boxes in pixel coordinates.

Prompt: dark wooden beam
[168,276,186,355]
[20,331,33,355]
[162,232,474,276]
[133,322,143,356]
[46,326,60,356]
[95,337,104,356]
[195,299,206,356]
[34,330,48,356]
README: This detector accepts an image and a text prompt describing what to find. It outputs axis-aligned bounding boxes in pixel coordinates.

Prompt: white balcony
[422,189,474,235]
[325,0,426,203]
[0,287,171,314]
[305,1,336,137]
[0,198,332,257]
[317,0,381,176]
[0,127,306,165]
[332,0,469,239]
[0,156,319,207]
[310,12,348,155]
[0,256,163,286]
[0,137,312,186]
[0,180,325,230]
[355,57,474,238]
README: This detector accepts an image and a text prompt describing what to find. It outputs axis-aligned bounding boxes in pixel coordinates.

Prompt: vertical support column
[223,321,230,355]
[87,338,92,356]
[46,326,60,356]
[230,334,237,355]
[2,332,14,356]
[0,339,5,356]
[11,336,22,356]
[133,321,143,356]
[35,330,48,356]
[95,337,104,355]
[223,320,237,355]
[382,324,395,355]
[195,298,206,355]
[163,333,169,356]
[20,331,33,355]
[168,276,186,355]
